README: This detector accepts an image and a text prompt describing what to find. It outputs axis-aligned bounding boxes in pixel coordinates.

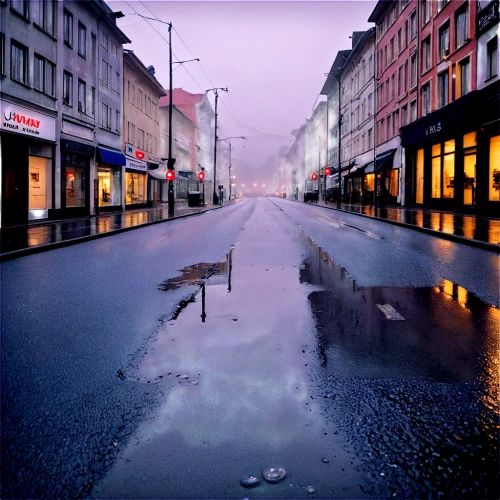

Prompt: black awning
[375,149,396,172]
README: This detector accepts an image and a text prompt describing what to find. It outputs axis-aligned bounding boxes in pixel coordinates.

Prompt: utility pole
[229,141,232,202]
[167,22,174,217]
[337,72,342,209]
[206,87,228,205]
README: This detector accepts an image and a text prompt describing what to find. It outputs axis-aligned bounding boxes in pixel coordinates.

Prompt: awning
[375,149,396,172]
[96,146,126,166]
[349,164,366,177]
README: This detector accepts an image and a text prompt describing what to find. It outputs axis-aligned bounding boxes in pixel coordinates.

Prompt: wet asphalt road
[1,197,498,499]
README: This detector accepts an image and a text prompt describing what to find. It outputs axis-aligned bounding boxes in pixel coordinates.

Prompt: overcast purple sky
[112,1,376,179]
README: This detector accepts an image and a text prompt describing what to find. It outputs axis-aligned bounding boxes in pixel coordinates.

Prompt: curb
[0,203,233,262]
[285,198,500,253]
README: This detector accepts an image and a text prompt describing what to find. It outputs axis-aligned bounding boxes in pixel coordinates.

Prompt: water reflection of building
[301,238,495,388]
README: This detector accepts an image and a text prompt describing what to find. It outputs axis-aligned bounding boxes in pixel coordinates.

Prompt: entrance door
[463,152,476,206]
[2,135,28,225]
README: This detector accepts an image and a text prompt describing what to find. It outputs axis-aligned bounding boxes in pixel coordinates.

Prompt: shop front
[61,140,94,218]
[95,146,126,213]
[125,157,148,209]
[149,164,169,206]
[1,100,56,226]
[401,92,492,214]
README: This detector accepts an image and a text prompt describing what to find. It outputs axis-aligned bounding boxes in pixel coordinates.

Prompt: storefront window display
[416,149,424,203]
[65,166,86,207]
[489,136,500,202]
[29,156,50,211]
[389,169,399,196]
[364,173,374,191]
[463,132,476,206]
[126,171,146,205]
[430,140,455,199]
[97,168,113,207]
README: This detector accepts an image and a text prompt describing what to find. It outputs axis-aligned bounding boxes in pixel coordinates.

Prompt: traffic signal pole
[168,22,174,217]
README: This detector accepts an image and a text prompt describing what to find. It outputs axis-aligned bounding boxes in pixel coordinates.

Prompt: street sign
[311,173,318,181]
[166,170,175,181]
[198,171,205,181]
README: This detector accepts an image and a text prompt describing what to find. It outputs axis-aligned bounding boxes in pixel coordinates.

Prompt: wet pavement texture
[307,201,500,246]
[0,203,218,254]
[93,199,499,499]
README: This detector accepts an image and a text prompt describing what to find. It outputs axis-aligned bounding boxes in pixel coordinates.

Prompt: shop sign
[0,100,56,141]
[477,0,499,36]
[126,157,147,172]
[425,121,442,137]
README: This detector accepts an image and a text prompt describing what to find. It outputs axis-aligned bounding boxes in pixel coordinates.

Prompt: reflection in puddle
[298,233,499,401]
[339,205,500,245]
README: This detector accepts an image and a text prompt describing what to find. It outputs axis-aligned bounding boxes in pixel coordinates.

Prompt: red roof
[159,89,205,106]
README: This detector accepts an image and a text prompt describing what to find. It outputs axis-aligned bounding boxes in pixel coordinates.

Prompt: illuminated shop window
[431,140,455,199]
[489,135,500,201]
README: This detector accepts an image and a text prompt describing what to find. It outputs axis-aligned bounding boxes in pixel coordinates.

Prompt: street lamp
[218,136,246,202]
[166,21,199,216]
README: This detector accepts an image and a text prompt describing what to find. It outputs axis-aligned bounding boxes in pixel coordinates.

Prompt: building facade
[1,0,59,226]
[123,51,165,209]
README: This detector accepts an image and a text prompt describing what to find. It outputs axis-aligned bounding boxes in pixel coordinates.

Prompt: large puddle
[96,202,499,499]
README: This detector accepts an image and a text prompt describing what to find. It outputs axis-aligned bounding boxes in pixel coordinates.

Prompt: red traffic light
[166,170,175,181]
[198,171,205,181]
[325,168,331,175]
[311,173,318,181]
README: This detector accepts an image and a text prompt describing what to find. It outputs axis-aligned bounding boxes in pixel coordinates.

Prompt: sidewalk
[0,200,232,261]
[301,199,500,250]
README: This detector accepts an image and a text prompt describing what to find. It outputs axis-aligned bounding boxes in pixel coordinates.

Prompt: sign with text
[125,157,147,172]
[477,0,499,36]
[1,100,56,141]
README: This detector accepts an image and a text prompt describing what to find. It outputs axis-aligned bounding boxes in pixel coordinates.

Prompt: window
[116,71,120,93]
[101,59,109,85]
[403,20,408,48]
[439,23,450,60]
[393,110,399,135]
[128,121,135,144]
[397,28,402,55]
[401,105,407,126]
[31,0,55,36]
[11,41,27,84]
[11,0,27,17]
[78,23,87,58]
[438,70,449,108]
[102,103,111,129]
[368,55,373,76]
[0,34,5,75]
[387,114,391,138]
[90,87,95,116]
[431,140,455,199]
[422,82,431,115]
[391,73,395,98]
[487,37,498,80]
[368,93,372,116]
[137,88,142,110]
[459,57,470,96]
[437,0,449,12]
[390,37,394,62]
[115,110,120,133]
[368,128,372,149]
[34,54,44,91]
[398,64,404,95]
[63,71,73,106]
[401,0,410,10]
[101,31,108,50]
[489,135,500,201]
[422,36,431,72]
[64,9,73,47]
[386,77,389,101]
[410,52,417,87]
[91,33,97,65]
[410,99,417,122]
[410,10,417,40]
[78,79,86,112]
[455,5,468,49]
[422,0,430,25]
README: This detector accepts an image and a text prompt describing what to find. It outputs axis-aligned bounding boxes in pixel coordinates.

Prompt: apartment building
[304,101,327,199]
[123,50,165,209]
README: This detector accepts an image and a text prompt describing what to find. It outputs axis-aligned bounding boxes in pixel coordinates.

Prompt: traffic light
[325,167,331,175]
[311,173,318,181]
[167,158,176,169]
[198,171,205,181]
[166,170,175,181]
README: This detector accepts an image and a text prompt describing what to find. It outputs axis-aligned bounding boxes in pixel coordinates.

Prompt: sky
[111,0,376,185]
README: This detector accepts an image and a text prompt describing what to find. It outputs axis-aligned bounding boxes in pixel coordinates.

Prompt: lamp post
[206,88,228,205]
[164,23,199,216]
[214,135,247,201]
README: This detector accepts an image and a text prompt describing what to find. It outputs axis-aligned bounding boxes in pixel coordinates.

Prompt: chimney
[351,31,365,49]
[146,65,155,76]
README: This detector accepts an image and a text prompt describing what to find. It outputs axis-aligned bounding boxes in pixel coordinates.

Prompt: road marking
[311,213,383,239]
[376,304,405,320]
